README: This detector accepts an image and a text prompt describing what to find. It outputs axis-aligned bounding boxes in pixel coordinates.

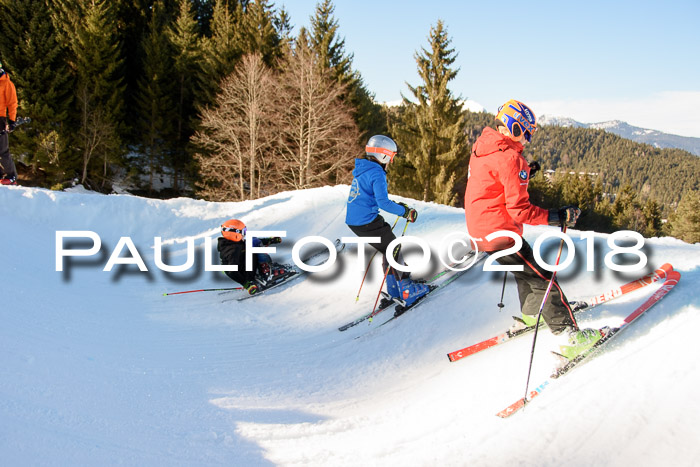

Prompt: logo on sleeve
[348,179,360,203]
[518,170,528,181]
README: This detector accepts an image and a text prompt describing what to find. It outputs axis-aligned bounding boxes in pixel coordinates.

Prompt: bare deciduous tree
[193,53,277,201]
[274,37,360,190]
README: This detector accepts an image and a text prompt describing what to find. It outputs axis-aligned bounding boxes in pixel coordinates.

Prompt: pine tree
[202,0,242,104]
[642,198,663,237]
[168,0,206,190]
[53,0,126,189]
[134,0,178,193]
[668,191,700,243]
[308,0,352,82]
[527,169,555,208]
[610,184,663,236]
[190,0,215,36]
[113,0,153,139]
[0,0,75,184]
[239,0,283,67]
[274,5,294,51]
[390,20,468,206]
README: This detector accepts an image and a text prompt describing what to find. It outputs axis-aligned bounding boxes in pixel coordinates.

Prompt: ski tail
[582,262,672,308]
[620,269,679,325]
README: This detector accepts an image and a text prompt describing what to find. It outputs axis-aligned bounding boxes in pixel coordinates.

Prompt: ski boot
[385,275,431,306]
[398,279,430,307]
[508,312,540,333]
[556,327,607,361]
[389,276,431,316]
[258,262,295,286]
[259,262,283,279]
[1,176,17,185]
[385,274,401,300]
[378,275,402,310]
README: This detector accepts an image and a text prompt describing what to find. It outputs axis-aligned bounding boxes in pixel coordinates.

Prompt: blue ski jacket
[345,158,406,226]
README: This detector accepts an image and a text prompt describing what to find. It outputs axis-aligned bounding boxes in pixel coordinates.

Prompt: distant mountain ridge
[383,99,700,156]
[538,115,700,156]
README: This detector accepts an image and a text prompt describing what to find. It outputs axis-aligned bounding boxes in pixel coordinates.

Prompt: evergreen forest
[0,0,698,242]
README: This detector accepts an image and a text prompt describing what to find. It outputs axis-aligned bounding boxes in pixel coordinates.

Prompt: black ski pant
[348,215,408,280]
[0,119,17,180]
[490,238,577,334]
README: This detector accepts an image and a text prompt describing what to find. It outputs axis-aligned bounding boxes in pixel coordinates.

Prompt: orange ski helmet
[221,219,246,242]
[495,99,537,142]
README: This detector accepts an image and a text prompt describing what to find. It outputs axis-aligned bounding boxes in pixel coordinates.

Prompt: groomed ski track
[1,185,699,466]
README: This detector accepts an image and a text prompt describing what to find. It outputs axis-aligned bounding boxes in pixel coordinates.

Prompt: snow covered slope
[1,185,699,466]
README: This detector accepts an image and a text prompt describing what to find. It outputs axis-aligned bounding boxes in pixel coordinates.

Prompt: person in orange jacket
[0,60,19,185]
[464,99,601,360]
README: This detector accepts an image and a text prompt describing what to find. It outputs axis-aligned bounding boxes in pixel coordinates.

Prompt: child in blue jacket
[346,135,429,307]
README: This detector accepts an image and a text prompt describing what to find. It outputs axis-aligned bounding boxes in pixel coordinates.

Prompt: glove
[399,202,418,223]
[7,119,15,132]
[548,205,581,228]
[263,237,282,245]
[528,161,540,178]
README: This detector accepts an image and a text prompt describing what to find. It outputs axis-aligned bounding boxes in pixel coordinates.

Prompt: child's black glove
[399,202,418,223]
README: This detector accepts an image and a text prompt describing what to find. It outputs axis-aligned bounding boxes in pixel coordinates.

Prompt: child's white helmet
[365,135,398,164]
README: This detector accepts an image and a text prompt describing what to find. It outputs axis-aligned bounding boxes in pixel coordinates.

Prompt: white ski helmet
[365,135,398,164]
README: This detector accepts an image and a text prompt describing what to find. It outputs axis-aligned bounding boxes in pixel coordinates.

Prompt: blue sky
[279,0,700,138]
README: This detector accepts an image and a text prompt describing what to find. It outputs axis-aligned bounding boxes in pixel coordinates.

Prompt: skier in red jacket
[465,99,601,359]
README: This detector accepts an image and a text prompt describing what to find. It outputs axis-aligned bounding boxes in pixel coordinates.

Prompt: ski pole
[369,263,393,323]
[163,286,243,296]
[355,216,400,302]
[497,271,508,311]
[522,224,568,408]
[394,218,412,301]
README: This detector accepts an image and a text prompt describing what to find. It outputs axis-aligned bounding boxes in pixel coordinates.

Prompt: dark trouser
[491,238,576,334]
[348,215,408,280]
[0,120,17,180]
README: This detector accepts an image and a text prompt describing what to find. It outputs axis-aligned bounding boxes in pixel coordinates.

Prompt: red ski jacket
[464,127,548,252]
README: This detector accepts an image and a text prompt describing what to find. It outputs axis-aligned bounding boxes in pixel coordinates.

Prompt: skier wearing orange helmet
[464,99,601,360]
[217,219,290,295]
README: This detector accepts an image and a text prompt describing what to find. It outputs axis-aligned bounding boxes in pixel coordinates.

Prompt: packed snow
[1,184,699,466]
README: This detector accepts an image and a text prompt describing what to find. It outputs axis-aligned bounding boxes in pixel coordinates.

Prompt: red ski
[447,263,673,363]
[496,269,681,418]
